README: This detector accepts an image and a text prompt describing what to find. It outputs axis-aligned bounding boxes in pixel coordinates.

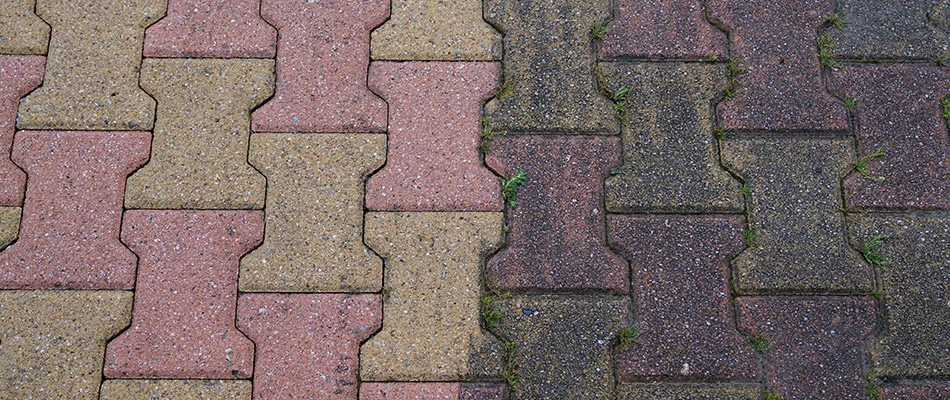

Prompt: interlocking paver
[125,59,273,210]
[16,0,163,131]
[880,383,950,400]
[144,0,276,58]
[0,131,149,289]
[484,0,617,134]
[618,383,761,400]
[105,210,263,379]
[361,383,507,399]
[833,64,950,211]
[0,55,44,206]
[251,0,387,133]
[828,0,948,60]
[600,62,742,213]
[708,0,848,132]
[721,137,870,292]
[609,215,756,380]
[366,62,502,212]
[241,133,385,292]
[598,0,726,60]
[0,0,49,55]
[737,296,876,399]
[485,135,627,292]
[0,290,132,399]
[371,0,502,61]
[100,380,252,400]
[361,212,504,381]
[0,206,18,249]
[237,294,380,399]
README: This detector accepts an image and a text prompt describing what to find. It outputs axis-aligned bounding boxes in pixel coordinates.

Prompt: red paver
[709,0,847,132]
[833,64,950,211]
[251,0,388,133]
[598,0,727,59]
[365,62,502,212]
[737,297,876,399]
[361,383,507,400]
[144,0,277,58]
[105,210,263,379]
[881,383,950,400]
[0,55,43,206]
[609,215,757,380]
[485,135,627,292]
[0,131,149,289]
[237,294,381,399]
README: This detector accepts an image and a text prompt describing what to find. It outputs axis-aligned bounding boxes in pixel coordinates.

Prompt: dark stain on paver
[144,0,277,58]
[0,55,44,206]
[361,383,507,399]
[879,383,950,399]
[618,382,762,399]
[598,0,727,60]
[828,0,949,61]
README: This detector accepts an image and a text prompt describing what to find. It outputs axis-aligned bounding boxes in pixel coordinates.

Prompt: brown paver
[880,383,950,400]
[366,61,502,212]
[0,131,149,290]
[0,0,49,55]
[144,0,276,58]
[371,0,501,61]
[0,206,19,249]
[125,58,273,210]
[251,0,388,133]
[241,133,385,292]
[485,135,628,292]
[237,294,380,399]
[16,0,163,131]
[0,290,132,399]
[600,62,742,213]
[360,212,504,381]
[0,55,44,206]
[100,380,252,400]
[618,383,762,400]
[105,210,263,379]
[361,383,507,399]
[609,215,757,380]
[709,0,848,133]
[721,137,870,293]
[598,0,727,60]
[737,296,876,399]
[829,0,948,60]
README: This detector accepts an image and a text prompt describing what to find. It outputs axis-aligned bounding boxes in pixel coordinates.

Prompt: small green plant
[590,20,608,41]
[610,166,628,175]
[713,126,730,140]
[613,85,630,120]
[817,33,837,67]
[501,341,521,391]
[501,170,528,209]
[853,149,886,182]
[722,86,737,100]
[707,53,720,63]
[741,184,752,196]
[741,223,758,248]
[764,389,781,400]
[941,95,950,121]
[503,224,510,233]
[479,118,502,153]
[594,64,612,97]
[866,376,881,400]
[826,13,847,28]
[617,327,642,347]
[871,289,883,300]
[480,290,510,329]
[862,234,890,266]
[843,96,857,110]
[936,54,947,66]
[725,58,744,79]
[496,76,516,100]
[750,333,771,353]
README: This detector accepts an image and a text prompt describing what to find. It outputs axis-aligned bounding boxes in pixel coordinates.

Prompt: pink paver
[709,0,847,132]
[361,383,508,400]
[251,0,388,133]
[0,131,149,289]
[485,135,628,292]
[105,210,263,379]
[237,294,380,400]
[366,62,502,212]
[598,0,727,59]
[0,55,43,206]
[144,0,277,58]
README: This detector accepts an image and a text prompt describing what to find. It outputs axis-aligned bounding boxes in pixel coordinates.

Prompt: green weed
[853,149,886,182]
[617,327,642,347]
[590,20,608,41]
[862,234,890,266]
[750,333,771,353]
[817,34,837,67]
[501,170,528,209]
[741,223,758,248]
[826,13,847,28]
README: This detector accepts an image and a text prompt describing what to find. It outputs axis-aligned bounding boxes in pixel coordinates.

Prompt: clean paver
[0,0,49,55]
[598,0,726,60]
[144,0,275,58]
[371,0,502,60]
[0,55,44,206]
[100,380,252,400]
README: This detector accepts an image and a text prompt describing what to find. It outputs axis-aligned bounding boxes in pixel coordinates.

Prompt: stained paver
[0,206,18,249]
[880,383,950,400]
[0,290,132,399]
[144,0,276,58]
[237,294,380,399]
[486,135,627,292]
[366,62,502,212]
[241,133,385,292]
[0,131,149,290]
[833,64,950,211]
[251,0,388,133]
[617,383,761,400]
[0,0,49,55]
[360,212,504,381]
[484,0,617,134]
[598,0,727,60]
[829,0,949,60]
[105,210,263,379]
[600,62,742,213]
[609,215,757,380]
[0,55,44,206]
[721,137,870,292]
[125,59,273,210]
[100,380,252,400]
[371,0,502,61]
[361,383,507,400]
[708,0,848,132]
[737,296,876,399]
[16,0,163,131]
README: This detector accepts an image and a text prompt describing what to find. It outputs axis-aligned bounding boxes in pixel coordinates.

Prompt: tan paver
[100,380,252,400]
[0,0,49,55]
[371,0,502,60]
[0,206,19,250]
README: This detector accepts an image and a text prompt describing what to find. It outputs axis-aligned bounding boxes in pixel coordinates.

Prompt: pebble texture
[100,380,252,400]
[361,212,504,381]
[0,206,19,249]
[371,0,502,60]
[493,295,632,400]
[609,215,757,380]
[242,134,385,292]
[126,59,273,210]
[0,55,44,206]
[833,64,950,211]
[0,0,49,54]
[737,297,876,399]
[598,0,727,59]
[721,137,870,292]
[237,294,381,400]
[105,210,263,379]
[361,383,507,400]
[618,383,761,400]
[144,0,277,58]
[484,0,618,134]
[829,0,948,60]
[880,384,950,400]
[366,62,502,211]
[0,290,132,399]
[0,131,149,290]
[251,0,387,133]
[486,135,628,292]
[709,0,847,132]
[600,62,742,213]
[16,0,163,130]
